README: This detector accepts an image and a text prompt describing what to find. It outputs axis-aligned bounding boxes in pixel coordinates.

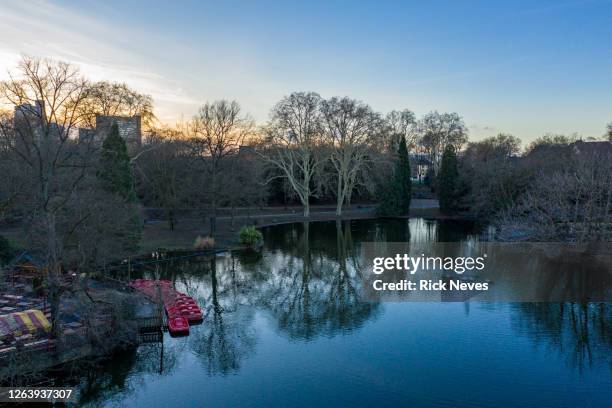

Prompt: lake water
[75,218,611,407]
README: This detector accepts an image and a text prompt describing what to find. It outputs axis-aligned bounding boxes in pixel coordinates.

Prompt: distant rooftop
[570,140,612,156]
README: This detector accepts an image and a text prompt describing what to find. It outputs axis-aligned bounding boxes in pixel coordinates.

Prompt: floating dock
[129,279,203,336]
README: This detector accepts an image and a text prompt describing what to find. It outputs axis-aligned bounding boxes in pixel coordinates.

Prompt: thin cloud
[0,0,200,123]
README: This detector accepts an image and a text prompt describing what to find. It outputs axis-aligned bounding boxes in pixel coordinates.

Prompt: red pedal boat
[167,316,189,336]
[165,305,189,335]
[179,305,203,322]
[175,295,203,321]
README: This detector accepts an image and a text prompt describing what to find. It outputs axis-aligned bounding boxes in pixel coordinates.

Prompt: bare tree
[525,132,578,154]
[0,57,92,332]
[464,133,521,160]
[191,100,252,235]
[77,81,156,130]
[261,92,326,217]
[497,150,612,242]
[385,109,417,152]
[459,134,526,217]
[0,110,26,218]
[418,111,468,174]
[137,128,190,230]
[321,97,379,215]
[606,122,612,142]
[222,148,268,228]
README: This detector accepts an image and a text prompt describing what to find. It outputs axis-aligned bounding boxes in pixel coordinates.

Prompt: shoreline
[0,199,481,264]
[138,199,451,254]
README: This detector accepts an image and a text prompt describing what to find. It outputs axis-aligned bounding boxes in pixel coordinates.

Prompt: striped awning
[0,309,51,340]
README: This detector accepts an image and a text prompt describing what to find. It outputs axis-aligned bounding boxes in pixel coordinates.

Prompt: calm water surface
[76,219,611,407]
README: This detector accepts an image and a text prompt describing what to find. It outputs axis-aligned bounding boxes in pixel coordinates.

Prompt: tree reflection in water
[76,337,182,405]
[188,255,257,375]
[258,221,380,340]
[512,302,612,372]
[181,220,381,370]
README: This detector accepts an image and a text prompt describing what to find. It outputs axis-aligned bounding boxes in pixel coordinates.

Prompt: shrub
[239,226,263,247]
[194,235,215,250]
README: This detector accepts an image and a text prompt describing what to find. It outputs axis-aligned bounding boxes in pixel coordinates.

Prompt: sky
[0,0,611,143]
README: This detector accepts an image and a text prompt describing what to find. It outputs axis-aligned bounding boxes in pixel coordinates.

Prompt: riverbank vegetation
[457,133,611,241]
[0,56,610,275]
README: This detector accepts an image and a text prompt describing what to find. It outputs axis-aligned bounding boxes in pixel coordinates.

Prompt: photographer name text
[372,279,488,292]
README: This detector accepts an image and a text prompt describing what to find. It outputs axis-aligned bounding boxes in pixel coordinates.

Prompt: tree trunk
[45,211,62,337]
[210,256,220,315]
[168,209,175,231]
[211,166,217,237]
[209,216,216,236]
[336,176,343,216]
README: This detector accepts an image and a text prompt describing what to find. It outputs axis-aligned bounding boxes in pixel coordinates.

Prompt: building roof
[570,140,612,156]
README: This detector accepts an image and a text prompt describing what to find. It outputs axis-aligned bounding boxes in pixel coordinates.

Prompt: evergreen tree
[98,123,141,251]
[397,135,412,213]
[99,123,135,201]
[377,135,412,216]
[438,145,459,214]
